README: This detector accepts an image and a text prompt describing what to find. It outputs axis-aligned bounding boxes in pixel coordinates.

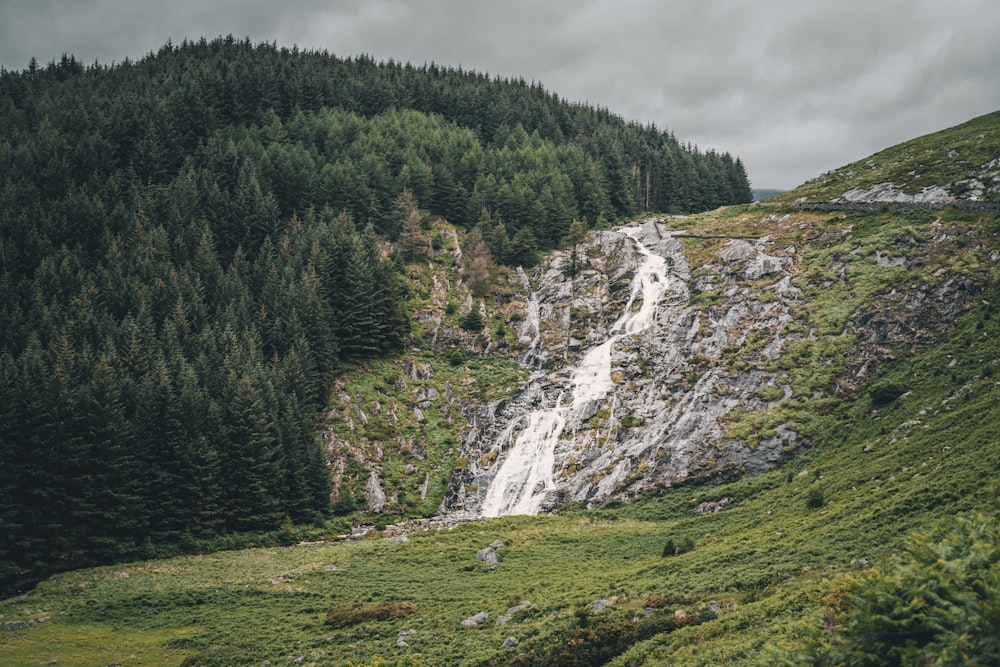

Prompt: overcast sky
[2,0,998,189]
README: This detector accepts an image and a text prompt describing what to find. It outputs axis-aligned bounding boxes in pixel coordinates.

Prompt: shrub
[869,381,908,406]
[662,536,695,557]
[460,308,484,331]
[324,600,418,628]
[764,513,1000,665]
[805,485,825,509]
[525,608,710,666]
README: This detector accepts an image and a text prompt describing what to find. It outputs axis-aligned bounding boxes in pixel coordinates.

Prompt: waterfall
[516,266,543,366]
[480,225,672,517]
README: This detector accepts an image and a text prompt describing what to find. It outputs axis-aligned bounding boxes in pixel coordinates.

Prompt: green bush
[805,485,825,509]
[662,536,695,557]
[869,381,908,406]
[460,308,484,331]
[765,513,1000,666]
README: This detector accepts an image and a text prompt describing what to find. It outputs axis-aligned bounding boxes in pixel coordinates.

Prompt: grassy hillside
[781,110,1000,203]
[2,204,998,665]
[3,111,999,665]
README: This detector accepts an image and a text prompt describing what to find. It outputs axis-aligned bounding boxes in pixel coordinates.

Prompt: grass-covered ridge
[777,110,1000,203]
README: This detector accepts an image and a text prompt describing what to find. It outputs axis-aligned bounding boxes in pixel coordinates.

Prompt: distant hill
[753,188,785,201]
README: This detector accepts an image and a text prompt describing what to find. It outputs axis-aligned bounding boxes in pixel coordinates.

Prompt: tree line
[0,36,751,582]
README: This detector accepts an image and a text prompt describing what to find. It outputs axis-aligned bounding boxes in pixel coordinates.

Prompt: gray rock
[438,222,812,516]
[719,240,755,262]
[3,620,33,630]
[496,601,535,625]
[322,564,341,572]
[586,599,612,612]
[694,497,732,514]
[461,612,489,629]
[707,600,722,614]
[396,628,415,647]
[854,558,873,569]
[488,539,505,550]
[475,547,497,565]
[502,637,519,648]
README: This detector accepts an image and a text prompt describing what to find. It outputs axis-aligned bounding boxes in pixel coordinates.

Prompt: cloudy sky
[2,0,998,189]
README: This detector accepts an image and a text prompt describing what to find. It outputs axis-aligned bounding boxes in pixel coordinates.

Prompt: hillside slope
[330,112,1000,521]
[2,114,998,666]
[0,37,751,583]
[784,110,1000,206]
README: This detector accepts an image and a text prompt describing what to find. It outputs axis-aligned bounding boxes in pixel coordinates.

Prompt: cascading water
[516,266,543,366]
[480,226,672,517]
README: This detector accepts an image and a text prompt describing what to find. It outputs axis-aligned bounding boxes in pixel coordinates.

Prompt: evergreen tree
[0,35,752,584]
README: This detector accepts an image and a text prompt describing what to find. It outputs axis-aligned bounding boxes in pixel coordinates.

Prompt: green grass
[5,116,1000,662]
[3,287,998,664]
[327,352,526,519]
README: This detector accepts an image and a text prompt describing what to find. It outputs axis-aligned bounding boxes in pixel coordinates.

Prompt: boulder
[461,612,489,629]
[496,601,534,625]
[475,547,498,565]
[586,599,612,612]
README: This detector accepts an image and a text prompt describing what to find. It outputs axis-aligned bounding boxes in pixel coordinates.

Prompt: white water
[516,267,542,365]
[480,226,672,517]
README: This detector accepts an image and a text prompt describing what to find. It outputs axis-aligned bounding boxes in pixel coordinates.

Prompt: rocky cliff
[322,111,999,520]
[440,205,990,516]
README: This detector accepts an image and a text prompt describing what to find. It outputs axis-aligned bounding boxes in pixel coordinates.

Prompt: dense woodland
[0,37,751,583]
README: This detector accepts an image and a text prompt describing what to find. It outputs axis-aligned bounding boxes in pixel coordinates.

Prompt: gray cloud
[2,0,998,189]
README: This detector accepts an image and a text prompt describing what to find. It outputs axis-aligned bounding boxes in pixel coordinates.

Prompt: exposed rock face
[461,612,489,629]
[836,182,958,205]
[435,209,987,518]
[442,220,808,515]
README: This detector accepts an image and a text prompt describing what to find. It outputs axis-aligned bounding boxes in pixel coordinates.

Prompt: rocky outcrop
[462,612,489,629]
[442,219,808,515]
